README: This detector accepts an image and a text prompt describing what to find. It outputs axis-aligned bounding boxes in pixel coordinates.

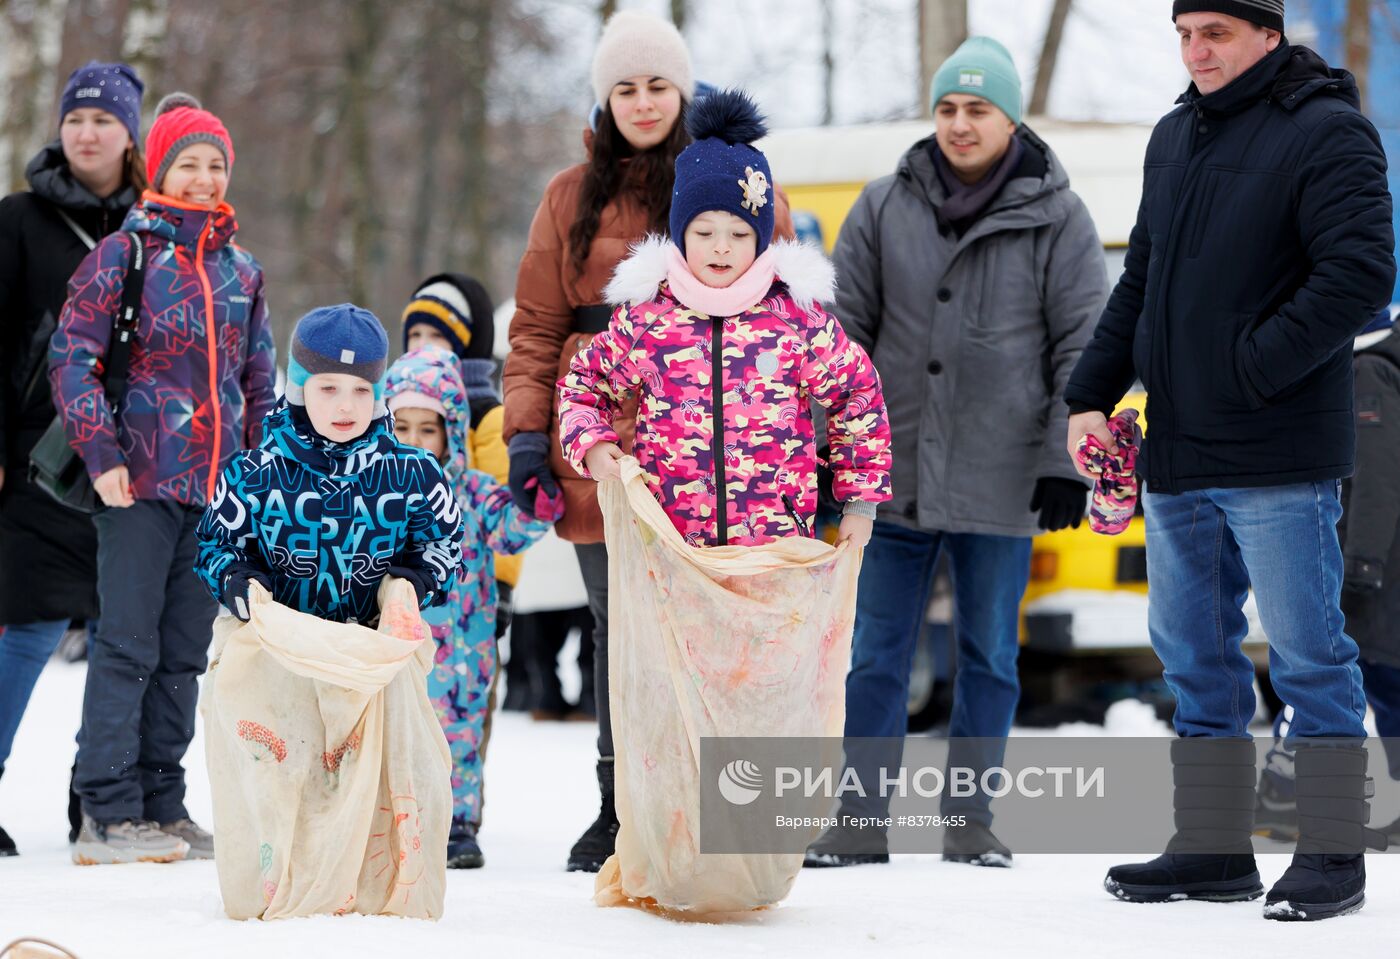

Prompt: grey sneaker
[158,818,214,860]
[72,814,188,865]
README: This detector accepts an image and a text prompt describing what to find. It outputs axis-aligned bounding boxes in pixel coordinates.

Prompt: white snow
[1,661,1396,957]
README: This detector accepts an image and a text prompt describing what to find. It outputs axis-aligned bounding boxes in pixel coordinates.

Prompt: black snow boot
[1264,744,1388,922]
[1253,768,1300,842]
[566,758,618,873]
[447,818,484,869]
[1105,738,1264,903]
[943,820,1013,868]
[803,818,890,868]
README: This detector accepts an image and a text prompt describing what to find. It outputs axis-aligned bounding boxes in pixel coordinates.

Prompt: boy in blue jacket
[196,304,463,625]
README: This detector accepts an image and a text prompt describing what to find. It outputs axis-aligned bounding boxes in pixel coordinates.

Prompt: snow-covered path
[1,662,1394,957]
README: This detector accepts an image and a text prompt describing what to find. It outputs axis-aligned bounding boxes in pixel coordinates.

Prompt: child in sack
[384,346,558,869]
[195,304,463,629]
[401,274,527,630]
[557,90,892,549]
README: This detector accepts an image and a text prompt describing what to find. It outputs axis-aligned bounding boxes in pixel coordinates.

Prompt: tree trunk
[821,0,836,125]
[119,0,168,96]
[1346,0,1371,113]
[1029,0,1072,116]
[670,0,686,31]
[456,0,501,284]
[598,0,617,22]
[408,1,449,280]
[342,0,381,306]
[1,0,72,191]
[918,0,968,118]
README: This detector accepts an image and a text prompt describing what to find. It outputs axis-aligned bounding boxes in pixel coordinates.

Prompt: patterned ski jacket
[385,348,550,643]
[195,402,464,624]
[49,192,276,506]
[558,237,892,548]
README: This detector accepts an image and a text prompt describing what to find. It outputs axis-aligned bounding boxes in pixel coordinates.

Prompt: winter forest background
[0,0,1390,359]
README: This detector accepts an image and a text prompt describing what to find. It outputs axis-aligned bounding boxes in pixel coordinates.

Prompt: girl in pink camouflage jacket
[557,90,891,549]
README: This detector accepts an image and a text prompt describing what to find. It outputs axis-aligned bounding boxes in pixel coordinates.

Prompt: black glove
[495,582,514,639]
[387,565,436,608]
[508,432,560,519]
[222,564,273,622]
[1343,557,1384,594]
[1029,477,1088,532]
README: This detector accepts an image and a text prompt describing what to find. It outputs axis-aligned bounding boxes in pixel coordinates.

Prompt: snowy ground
[1,662,1396,957]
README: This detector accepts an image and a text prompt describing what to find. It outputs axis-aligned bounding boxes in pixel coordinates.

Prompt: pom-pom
[685,89,768,146]
[155,91,202,116]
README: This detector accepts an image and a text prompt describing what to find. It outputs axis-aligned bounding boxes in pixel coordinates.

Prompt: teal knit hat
[930,37,1023,126]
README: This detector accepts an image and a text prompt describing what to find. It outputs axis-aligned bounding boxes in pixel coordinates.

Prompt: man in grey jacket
[805,36,1108,868]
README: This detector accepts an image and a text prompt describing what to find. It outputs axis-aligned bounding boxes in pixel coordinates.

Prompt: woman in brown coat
[503,9,791,872]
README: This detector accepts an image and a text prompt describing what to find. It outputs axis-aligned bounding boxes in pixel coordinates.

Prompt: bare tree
[119,0,168,94]
[2,0,72,191]
[598,0,617,23]
[918,0,967,118]
[670,0,686,31]
[821,0,836,125]
[1029,0,1072,116]
[1346,0,1371,112]
[342,0,383,305]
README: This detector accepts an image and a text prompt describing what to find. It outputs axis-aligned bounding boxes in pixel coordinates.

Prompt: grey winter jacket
[832,127,1108,537]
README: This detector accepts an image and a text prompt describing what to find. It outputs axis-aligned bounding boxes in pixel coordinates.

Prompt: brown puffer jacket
[504,147,794,543]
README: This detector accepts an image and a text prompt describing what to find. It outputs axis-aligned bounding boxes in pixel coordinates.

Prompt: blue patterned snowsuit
[385,348,550,827]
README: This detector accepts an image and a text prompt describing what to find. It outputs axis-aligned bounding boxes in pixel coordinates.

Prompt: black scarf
[931,134,1025,237]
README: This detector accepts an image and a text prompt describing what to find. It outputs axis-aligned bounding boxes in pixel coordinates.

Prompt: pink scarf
[664,244,777,317]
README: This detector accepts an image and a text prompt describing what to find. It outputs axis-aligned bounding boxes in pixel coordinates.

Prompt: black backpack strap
[100,232,146,409]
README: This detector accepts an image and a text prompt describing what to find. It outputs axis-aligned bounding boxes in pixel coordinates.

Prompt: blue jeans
[1267,659,1400,787]
[1144,483,1367,739]
[842,521,1032,820]
[0,619,72,771]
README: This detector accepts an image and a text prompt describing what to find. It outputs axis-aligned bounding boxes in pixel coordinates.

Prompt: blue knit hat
[669,90,775,257]
[59,61,144,145]
[286,304,390,414]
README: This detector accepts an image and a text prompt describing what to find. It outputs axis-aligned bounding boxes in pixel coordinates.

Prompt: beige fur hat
[590,9,695,107]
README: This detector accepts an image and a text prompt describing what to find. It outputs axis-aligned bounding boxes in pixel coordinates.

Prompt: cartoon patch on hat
[738,166,769,216]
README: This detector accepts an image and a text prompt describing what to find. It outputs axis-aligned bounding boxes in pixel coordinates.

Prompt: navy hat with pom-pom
[669,89,775,256]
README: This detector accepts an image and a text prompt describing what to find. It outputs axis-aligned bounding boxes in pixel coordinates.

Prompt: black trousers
[75,500,216,823]
[574,542,611,758]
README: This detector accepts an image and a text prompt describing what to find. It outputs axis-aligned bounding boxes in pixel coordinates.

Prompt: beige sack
[200,578,452,920]
[595,459,860,915]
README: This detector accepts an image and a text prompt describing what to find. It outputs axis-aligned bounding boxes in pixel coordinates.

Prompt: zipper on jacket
[781,494,811,538]
[193,216,221,502]
[710,317,728,546]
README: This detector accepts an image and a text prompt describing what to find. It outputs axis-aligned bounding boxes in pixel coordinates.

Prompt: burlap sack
[595,459,859,915]
[201,578,451,920]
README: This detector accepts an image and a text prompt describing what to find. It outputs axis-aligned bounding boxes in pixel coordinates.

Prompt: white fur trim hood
[603,235,837,313]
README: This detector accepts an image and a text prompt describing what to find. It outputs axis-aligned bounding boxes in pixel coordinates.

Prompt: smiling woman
[48,91,276,867]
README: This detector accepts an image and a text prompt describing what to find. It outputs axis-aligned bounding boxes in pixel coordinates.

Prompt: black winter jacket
[0,143,136,624]
[1338,329,1400,669]
[1065,43,1396,493]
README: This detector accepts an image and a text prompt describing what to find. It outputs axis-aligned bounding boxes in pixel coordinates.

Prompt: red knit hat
[144,93,234,192]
